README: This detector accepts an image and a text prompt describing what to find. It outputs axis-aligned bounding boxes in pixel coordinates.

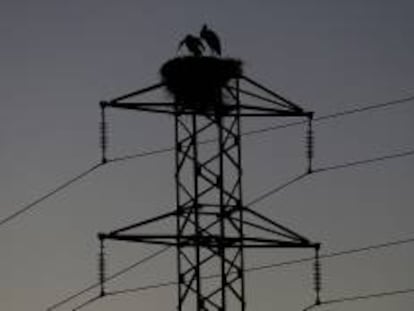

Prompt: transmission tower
[98,52,320,311]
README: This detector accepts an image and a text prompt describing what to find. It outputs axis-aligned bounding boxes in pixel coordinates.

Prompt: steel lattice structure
[98,63,320,311]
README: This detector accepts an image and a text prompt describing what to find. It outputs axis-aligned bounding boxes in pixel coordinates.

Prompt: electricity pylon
[98,56,320,311]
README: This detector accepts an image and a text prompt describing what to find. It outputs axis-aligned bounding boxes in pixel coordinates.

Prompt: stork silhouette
[178,35,205,56]
[200,24,221,56]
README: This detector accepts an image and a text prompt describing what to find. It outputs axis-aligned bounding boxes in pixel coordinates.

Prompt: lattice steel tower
[98,55,320,311]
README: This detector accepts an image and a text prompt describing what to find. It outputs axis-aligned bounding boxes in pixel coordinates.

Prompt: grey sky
[1,1,414,310]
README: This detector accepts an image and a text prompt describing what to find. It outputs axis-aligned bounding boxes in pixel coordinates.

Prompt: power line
[246,94,414,137]
[52,171,312,310]
[320,287,414,306]
[4,95,413,229]
[48,170,306,310]
[0,163,103,229]
[247,236,414,273]
[246,172,309,206]
[314,149,414,173]
[48,167,312,310]
[74,144,414,308]
[48,146,414,310]
[71,296,101,311]
[67,144,414,309]
[71,280,179,311]
[14,94,409,308]
[46,246,170,311]
[71,236,414,310]
[67,115,414,310]
[107,146,174,164]
[107,94,414,163]
[302,287,414,309]
[4,144,412,233]
[245,147,414,207]
[160,287,414,311]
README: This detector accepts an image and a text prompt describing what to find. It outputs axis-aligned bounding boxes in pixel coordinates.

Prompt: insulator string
[314,244,322,306]
[99,237,106,297]
[100,102,108,164]
[306,114,314,174]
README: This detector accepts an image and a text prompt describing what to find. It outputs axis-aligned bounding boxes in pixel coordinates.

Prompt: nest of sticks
[160,56,243,112]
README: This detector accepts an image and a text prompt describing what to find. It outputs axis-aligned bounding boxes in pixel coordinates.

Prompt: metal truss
[99,75,318,311]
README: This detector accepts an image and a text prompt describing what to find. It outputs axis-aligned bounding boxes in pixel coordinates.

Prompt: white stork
[178,35,205,56]
[200,25,221,56]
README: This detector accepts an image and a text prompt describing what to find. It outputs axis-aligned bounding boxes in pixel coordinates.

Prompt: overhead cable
[120,236,414,294]
[0,163,103,229]
[107,95,414,163]
[46,246,171,311]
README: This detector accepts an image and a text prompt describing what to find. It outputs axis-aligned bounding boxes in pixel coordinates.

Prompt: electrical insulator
[100,102,108,164]
[99,237,106,297]
[306,115,314,173]
[314,245,321,305]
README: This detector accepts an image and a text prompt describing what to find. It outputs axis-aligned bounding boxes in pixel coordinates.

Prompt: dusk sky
[1,1,414,310]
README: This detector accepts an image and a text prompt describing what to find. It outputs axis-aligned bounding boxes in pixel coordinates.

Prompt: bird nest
[160,56,243,112]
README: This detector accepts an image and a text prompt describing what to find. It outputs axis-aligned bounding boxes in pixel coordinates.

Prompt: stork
[200,24,221,56]
[178,35,205,56]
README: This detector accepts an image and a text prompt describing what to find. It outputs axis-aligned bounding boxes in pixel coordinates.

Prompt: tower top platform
[102,56,311,118]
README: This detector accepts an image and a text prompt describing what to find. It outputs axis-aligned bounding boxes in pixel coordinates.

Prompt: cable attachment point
[98,234,106,297]
[100,101,108,164]
[313,243,322,305]
[306,113,314,174]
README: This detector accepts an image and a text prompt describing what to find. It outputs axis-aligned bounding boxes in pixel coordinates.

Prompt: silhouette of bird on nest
[178,34,205,56]
[200,24,221,56]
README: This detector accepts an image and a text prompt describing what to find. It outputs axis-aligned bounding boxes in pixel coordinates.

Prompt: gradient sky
[1,1,414,311]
